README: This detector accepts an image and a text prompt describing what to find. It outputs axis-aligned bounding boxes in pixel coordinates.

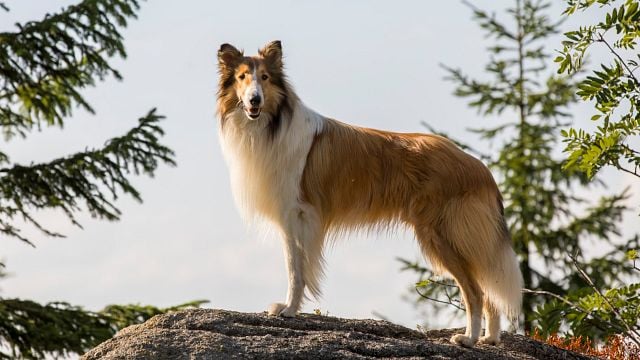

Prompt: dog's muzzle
[246,106,261,119]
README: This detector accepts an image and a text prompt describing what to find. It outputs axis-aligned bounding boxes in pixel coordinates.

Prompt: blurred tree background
[0,0,205,358]
[401,0,639,347]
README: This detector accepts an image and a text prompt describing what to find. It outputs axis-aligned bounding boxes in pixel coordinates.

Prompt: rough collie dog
[216,40,523,347]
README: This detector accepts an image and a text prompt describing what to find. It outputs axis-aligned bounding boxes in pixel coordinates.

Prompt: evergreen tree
[0,0,175,243]
[0,298,207,359]
[400,0,638,339]
[0,1,205,358]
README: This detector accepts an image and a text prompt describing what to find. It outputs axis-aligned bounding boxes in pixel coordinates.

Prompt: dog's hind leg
[479,297,501,345]
[414,226,484,347]
[268,204,324,317]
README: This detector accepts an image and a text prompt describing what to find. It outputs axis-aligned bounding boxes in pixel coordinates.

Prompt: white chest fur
[219,103,325,224]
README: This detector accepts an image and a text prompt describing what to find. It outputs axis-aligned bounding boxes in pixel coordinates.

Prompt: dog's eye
[261,74,269,81]
[239,74,245,80]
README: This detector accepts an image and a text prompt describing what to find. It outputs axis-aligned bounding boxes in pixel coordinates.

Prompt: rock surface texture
[82,309,593,359]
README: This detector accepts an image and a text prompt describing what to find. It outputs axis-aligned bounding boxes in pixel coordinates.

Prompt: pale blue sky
[1,0,638,331]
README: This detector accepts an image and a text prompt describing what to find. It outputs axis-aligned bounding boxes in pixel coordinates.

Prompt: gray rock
[81,309,593,359]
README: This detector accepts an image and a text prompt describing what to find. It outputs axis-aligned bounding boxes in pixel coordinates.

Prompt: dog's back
[301,118,499,230]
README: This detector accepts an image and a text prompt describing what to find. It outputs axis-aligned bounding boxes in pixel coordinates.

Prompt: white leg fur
[283,238,305,314]
[268,204,324,317]
[268,233,303,317]
[451,310,482,347]
[479,302,501,345]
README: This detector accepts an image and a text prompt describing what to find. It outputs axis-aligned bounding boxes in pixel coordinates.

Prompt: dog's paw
[267,302,287,316]
[450,334,477,347]
[267,303,297,317]
[478,335,501,346]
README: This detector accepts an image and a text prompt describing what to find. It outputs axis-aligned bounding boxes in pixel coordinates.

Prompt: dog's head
[217,41,288,121]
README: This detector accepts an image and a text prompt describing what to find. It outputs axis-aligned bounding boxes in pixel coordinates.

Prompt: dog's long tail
[442,193,523,319]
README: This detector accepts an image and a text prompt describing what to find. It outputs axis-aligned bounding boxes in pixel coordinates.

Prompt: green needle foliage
[0,109,174,245]
[0,298,208,359]
[558,0,640,179]
[0,1,193,358]
[401,0,638,339]
[0,0,177,245]
[0,0,139,138]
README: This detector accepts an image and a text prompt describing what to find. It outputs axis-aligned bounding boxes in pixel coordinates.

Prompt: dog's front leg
[268,233,305,317]
[268,205,323,317]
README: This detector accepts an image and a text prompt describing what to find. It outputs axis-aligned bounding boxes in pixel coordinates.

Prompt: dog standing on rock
[216,40,523,347]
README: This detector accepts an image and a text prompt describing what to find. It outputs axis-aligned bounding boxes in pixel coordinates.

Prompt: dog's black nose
[249,95,261,106]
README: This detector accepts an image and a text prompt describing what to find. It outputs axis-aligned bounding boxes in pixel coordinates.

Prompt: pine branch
[0,297,207,359]
[0,109,175,245]
[0,0,141,139]
[545,190,630,257]
[462,0,516,40]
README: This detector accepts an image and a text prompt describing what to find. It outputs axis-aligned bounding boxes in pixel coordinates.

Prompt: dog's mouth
[245,107,261,119]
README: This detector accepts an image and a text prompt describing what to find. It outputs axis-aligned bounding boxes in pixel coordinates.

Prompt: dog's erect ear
[259,40,283,69]
[218,43,243,69]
